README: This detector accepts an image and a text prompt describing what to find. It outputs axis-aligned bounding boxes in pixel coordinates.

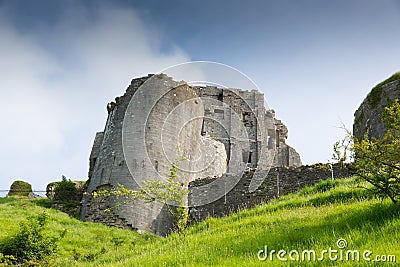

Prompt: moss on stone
[8,180,32,197]
[367,72,400,109]
[354,110,364,126]
[367,85,383,109]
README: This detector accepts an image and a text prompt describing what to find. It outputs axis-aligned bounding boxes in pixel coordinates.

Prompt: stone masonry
[81,74,302,236]
[353,73,400,140]
[188,164,354,222]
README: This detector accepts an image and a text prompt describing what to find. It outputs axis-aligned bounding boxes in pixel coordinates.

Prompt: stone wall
[89,132,104,181]
[192,86,302,170]
[82,74,202,236]
[188,164,354,222]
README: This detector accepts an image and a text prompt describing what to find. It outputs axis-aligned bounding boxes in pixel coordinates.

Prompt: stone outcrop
[354,73,400,140]
[7,180,33,197]
[81,74,302,235]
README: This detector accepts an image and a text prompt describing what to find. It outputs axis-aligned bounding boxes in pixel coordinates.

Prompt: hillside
[0,177,399,266]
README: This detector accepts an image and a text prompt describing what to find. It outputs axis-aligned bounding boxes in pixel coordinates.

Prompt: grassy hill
[0,177,399,266]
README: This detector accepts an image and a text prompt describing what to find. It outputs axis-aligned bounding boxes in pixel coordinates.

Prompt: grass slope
[0,177,399,266]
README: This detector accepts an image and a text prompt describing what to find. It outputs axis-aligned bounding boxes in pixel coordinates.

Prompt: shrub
[0,253,17,266]
[7,180,32,197]
[54,181,79,202]
[334,99,400,204]
[0,212,65,265]
[49,176,83,202]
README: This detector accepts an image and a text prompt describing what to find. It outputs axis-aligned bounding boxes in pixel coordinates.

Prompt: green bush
[50,176,83,202]
[0,212,64,265]
[8,180,32,197]
[54,181,79,202]
[0,253,17,266]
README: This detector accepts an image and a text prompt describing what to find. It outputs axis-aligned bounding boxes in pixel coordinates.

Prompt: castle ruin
[81,74,301,235]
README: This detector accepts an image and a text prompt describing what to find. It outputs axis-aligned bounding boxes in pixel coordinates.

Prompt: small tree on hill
[334,100,400,204]
[94,157,189,236]
[140,158,189,236]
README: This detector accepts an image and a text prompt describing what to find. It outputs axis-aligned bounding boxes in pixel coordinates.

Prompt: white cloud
[0,4,190,194]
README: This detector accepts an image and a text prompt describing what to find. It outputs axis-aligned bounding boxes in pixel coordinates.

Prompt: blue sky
[1,0,400,194]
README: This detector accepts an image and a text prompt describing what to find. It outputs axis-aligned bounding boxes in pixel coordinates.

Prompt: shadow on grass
[214,201,399,258]
[0,196,55,210]
[32,198,82,219]
[307,188,375,207]
[225,185,374,222]
[276,201,400,247]
[0,197,18,204]
[0,196,54,205]
[321,200,400,230]
[32,198,53,209]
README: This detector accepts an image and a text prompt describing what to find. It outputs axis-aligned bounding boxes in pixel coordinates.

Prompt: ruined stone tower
[81,74,301,235]
[354,73,400,140]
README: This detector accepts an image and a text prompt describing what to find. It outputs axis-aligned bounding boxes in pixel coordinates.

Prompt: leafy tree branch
[333,100,400,204]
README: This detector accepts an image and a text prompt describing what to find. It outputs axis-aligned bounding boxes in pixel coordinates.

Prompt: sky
[1,0,400,194]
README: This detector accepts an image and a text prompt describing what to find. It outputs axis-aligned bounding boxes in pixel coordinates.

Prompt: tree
[141,158,189,236]
[334,100,400,204]
[332,127,353,167]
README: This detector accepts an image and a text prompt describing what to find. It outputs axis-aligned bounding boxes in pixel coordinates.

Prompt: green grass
[0,177,399,266]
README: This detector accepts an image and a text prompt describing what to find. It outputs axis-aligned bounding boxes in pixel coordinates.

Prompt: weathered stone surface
[89,132,104,181]
[195,136,227,178]
[82,75,205,236]
[82,74,302,235]
[354,73,400,140]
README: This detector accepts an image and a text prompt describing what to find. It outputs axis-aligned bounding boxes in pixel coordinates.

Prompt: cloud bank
[0,3,189,194]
